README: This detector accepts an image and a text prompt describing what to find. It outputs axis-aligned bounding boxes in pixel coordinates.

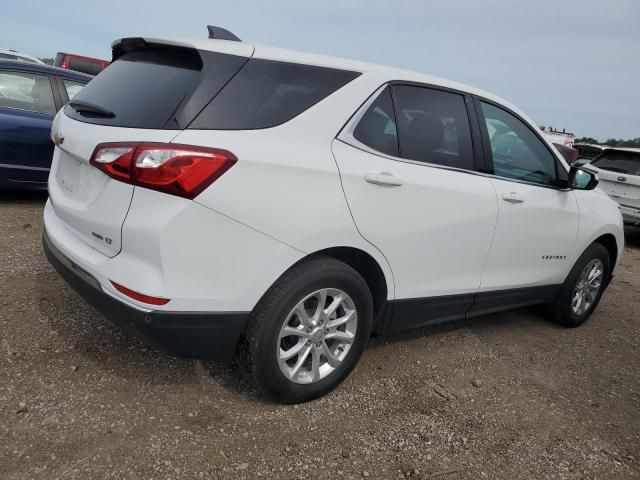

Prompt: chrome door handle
[364,172,403,187]
[617,176,627,182]
[502,192,524,203]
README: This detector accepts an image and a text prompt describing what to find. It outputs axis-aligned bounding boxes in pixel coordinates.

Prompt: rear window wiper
[68,100,115,118]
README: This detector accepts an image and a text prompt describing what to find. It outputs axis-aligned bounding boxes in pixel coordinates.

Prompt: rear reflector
[90,142,236,199]
[111,281,170,306]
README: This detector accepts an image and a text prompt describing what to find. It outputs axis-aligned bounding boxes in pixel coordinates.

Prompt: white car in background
[43,29,624,403]
[588,148,640,225]
[0,48,45,64]
[573,143,607,166]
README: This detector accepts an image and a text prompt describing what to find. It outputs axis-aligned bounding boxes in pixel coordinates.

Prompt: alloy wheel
[571,259,604,316]
[277,288,358,384]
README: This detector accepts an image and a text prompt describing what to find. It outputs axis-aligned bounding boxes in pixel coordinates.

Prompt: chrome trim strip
[0,104,55,116]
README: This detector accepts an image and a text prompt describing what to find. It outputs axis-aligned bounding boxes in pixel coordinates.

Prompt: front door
[472,99,579,313]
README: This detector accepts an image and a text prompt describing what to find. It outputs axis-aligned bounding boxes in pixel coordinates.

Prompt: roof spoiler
[207,25,241,42]
[111,37,202,63]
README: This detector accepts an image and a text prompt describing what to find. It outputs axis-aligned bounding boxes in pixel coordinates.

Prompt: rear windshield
[64,48,247,129]
[190,59,360,130]
[65,49,359,130]
[591,151,640,175]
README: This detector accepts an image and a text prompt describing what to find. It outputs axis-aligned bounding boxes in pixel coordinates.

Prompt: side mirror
[569,166,599,190]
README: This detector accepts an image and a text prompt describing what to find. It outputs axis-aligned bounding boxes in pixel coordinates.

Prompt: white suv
[44,32,624,403]
[587,148,640,225]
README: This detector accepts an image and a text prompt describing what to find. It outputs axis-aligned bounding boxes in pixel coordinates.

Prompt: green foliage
[38,57,54,65]
[575,136,640,148]
[574,136,598,144]
[602,138,640,148]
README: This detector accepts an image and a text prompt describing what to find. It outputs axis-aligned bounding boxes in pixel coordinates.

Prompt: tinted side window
[391,85,474,170]
[480,102,559,186]
[191,59,360,130]
[0,71,56,114]
[352,87,398,157]
[591,152,640,175]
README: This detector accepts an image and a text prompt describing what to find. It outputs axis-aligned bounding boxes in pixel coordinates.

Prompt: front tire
[549,243,610,327]
[241,257,373,403]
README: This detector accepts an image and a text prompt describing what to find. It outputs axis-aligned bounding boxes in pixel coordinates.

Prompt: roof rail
[206,26,241,42]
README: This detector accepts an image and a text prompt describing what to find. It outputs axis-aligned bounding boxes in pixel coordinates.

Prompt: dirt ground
[1,192,639,480]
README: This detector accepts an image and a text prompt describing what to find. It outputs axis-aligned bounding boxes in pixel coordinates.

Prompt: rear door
[48,41,251,257]
[333,84,498,331]
[0,68,58,186]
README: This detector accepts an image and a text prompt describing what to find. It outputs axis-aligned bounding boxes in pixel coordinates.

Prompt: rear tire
[549,243,610,327]
[240,256,373,403]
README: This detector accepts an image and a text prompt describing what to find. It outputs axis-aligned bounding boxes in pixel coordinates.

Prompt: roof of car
[130,36,529,120]
[574,143,606,149]
[602,147,640,155]
[0,59,93,81]
[0,48,44,64]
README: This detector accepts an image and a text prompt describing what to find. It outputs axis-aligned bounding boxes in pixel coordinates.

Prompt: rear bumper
[43,230,249,361]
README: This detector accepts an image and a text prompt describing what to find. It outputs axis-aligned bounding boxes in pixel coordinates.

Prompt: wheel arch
[593,233,618,284]
[298,246,392,334]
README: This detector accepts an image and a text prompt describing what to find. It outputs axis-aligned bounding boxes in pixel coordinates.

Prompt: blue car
[0,60,91,189]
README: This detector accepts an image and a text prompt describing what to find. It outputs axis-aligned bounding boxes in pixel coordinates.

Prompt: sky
[3,0,639,141]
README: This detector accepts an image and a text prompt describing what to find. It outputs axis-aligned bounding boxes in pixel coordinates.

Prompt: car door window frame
[0,68,61,115]
[337,81,485,176]
[50,76,66,110]
[473,95,570,190]
[53,75,78,104]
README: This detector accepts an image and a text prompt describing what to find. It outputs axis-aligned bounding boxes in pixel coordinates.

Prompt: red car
[553,142,579,164]
[54,52,109,76]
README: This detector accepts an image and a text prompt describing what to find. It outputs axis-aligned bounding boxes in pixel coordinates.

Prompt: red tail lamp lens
[90,142,236,199]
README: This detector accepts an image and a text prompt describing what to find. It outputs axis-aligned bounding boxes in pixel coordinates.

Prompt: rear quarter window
[190,59,360,130]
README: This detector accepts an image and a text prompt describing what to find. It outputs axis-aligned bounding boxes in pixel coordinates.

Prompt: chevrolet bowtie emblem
[53,133,64,145]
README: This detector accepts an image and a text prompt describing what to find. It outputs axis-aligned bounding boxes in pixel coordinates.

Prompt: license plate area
[57,152,83,194]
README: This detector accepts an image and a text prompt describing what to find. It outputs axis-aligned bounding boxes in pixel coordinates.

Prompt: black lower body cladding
[42,230,249,361]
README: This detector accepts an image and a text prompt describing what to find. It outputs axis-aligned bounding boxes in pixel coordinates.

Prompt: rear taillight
[61,57,69,69]
[89,142,236,199]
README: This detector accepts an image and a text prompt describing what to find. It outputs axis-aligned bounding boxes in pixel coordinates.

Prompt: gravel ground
[1,192,639,480]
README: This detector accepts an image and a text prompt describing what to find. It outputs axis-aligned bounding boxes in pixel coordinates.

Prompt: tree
[574,136,598,144]
[39,57,54,65]
[574,136,640,148]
